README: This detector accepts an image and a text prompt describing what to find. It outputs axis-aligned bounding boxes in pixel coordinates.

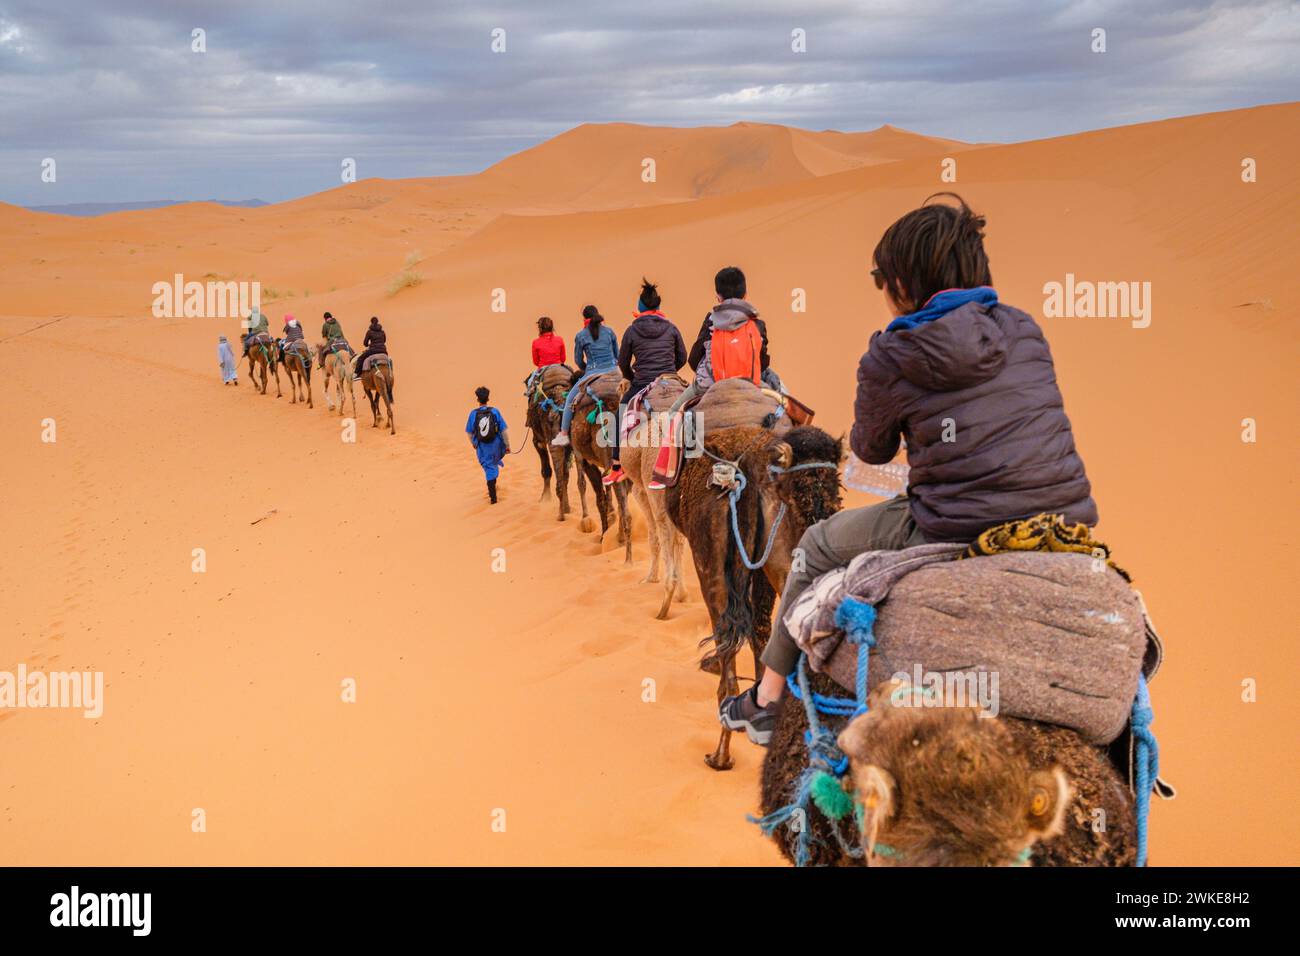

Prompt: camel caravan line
[237,323,394,435]
[523,358,1174,868]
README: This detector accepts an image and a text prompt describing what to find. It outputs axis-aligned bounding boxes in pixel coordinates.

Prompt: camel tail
[701,481,763,669]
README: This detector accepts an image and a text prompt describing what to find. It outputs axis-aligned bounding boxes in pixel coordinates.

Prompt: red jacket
[532,332,566,367]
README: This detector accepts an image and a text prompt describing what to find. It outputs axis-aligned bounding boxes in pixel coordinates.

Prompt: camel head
[767,426,844,526]
[837,680,1070,867]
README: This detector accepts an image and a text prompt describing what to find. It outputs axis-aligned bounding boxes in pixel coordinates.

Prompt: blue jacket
[574,324,619,374]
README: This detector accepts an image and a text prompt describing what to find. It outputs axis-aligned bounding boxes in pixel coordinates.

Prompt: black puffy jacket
[853,301,1098,542]
[618,312,687,395]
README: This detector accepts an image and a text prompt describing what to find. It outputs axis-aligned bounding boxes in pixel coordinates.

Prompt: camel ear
[849,763,896,851]
[770,442,793,471]
[835,434,847,464]
[1025,768,1070,838]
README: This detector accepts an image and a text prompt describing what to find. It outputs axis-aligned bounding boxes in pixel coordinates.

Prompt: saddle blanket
[788,547,1158,745]
[689,377,790,439]
[571,369,623,412]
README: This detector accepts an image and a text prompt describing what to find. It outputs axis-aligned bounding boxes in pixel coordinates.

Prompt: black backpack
[474,407,500,444]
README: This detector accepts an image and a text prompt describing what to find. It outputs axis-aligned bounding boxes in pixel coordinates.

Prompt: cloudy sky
[1,0,1295,205]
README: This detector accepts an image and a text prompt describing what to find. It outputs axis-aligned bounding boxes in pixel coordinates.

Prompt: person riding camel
[524,315,569,393]
[531,316,567,367]
[674,266,768,413]
[685,266,779,394]
[319,311,354,368]
[278,314,305,361]
[551,305,619,448]
[352,316,391,391]
[606,279,686,486]
[647,266,768,489]
[719,193,1100,747]
[242,307,270,355]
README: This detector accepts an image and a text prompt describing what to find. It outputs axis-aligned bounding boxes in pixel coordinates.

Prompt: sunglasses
[871,267,886,290]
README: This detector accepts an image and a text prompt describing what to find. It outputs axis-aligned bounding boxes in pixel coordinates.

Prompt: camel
[316,345,357,418]
[245,335,281,397]
[666,424,843,770]
[361,357,395,434]
[568,372,632,561]
[280,343,313,407]
[621,374,689,619]
[759,676,1137,866]
[525,365,589,524]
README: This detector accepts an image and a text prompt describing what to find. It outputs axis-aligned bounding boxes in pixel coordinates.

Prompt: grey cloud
[0,0,1295,204]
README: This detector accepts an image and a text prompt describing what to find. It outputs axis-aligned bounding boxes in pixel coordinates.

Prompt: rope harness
[703,448,837,571]
[752,594,1160,867]
[750,597,877,865]
[1131,674,1159,867]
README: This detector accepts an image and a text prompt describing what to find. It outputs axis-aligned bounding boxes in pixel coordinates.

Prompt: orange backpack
[710,319,763,385]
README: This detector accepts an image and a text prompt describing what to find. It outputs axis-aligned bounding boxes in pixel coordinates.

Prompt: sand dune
[2,103,1296,865]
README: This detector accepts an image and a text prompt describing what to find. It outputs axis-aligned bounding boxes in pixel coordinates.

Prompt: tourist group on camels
[230,307,396,433]
[234,192,1173,867]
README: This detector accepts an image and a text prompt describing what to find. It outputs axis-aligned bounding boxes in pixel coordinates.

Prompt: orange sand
[1,104,1296,865]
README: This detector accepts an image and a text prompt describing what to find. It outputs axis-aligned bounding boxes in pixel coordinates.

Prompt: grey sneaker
[719,686,777,746]
[550,433,570,447]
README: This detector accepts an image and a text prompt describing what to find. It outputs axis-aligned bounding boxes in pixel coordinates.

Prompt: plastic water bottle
[844,446,909,499]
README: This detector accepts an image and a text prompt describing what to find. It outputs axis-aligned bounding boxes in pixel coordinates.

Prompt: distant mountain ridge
[26,198,269,217]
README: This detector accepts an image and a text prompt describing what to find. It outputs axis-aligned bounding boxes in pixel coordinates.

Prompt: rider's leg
[761,497,924,699]
[720,497,924,744]
[551,374,587,445]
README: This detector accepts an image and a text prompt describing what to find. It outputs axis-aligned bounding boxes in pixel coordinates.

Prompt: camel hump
[572,369,624,410]
[825,551,1151,745]
[539,364,575,393]
[693,377,790,437]
[643,373,687,411]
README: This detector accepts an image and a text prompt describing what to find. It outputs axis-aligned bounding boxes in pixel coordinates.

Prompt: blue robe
[466,407,508,480]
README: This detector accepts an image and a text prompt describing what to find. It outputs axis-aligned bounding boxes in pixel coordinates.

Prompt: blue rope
[767,461,837,476]
[725,467,788,570]
[757,591,1160,869]
[785,673,857,716]
[708,456,837,571]
[1131,674,1159,867]
[836,597,877,718]
[749,596,879,866]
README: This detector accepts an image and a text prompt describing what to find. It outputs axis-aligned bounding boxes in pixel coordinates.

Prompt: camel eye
[1029,789,1049,817]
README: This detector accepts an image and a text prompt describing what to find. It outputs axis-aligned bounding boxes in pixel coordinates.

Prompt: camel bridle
[701,442,838,570]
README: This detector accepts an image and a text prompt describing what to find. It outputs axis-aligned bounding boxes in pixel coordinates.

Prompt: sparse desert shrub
[387,251,425,296]
[387,269,423,296]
